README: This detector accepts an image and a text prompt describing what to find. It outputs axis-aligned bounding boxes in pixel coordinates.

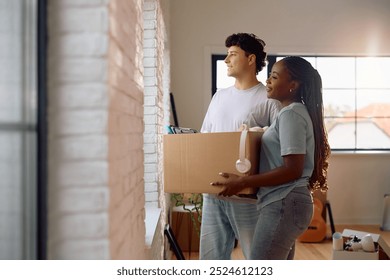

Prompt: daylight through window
[212,55,390,150]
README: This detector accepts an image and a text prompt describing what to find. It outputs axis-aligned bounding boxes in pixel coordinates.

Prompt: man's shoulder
[266,98,282,108]
[254,97,282,109]
[216,85,235,93]
[212,85,236,98]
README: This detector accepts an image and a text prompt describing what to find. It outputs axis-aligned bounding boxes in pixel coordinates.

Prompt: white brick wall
[47,0,111,260]
[143,0,170,260]
[47,0,148,260]
[107,0,146,259]
[143,0,167,208]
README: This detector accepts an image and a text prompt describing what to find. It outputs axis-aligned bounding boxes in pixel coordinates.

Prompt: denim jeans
[199,195,259,259]
[250,186,313,259]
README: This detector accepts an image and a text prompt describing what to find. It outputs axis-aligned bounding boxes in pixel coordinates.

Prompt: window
[212,54,268,94]
[0,0,41,259]
[212,55,390,150]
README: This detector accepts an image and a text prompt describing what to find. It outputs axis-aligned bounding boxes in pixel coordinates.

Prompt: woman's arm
[212,154,305,196]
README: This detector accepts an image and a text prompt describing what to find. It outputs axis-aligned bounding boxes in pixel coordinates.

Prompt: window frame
[37,0,48,260]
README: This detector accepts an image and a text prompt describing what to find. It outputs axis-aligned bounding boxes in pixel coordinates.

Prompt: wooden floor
[177,225,390,260]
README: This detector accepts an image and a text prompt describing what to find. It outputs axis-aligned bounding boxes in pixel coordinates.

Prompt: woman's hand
[211,154,305,197]
[210,172,246,196]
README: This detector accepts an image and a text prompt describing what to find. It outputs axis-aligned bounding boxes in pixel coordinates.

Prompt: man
[200,33,281,259]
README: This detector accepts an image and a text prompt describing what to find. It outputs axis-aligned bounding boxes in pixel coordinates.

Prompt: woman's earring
[289,89,294,93]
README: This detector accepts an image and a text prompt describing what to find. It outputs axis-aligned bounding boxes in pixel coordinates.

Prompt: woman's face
[266,60,297,106]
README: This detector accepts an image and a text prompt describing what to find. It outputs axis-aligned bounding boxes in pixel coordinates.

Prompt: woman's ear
[290,80,300,92]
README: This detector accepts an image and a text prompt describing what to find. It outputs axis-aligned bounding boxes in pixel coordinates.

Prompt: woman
[211,56,331,259]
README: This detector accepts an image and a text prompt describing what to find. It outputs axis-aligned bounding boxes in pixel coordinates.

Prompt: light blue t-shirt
[257,102,315,208]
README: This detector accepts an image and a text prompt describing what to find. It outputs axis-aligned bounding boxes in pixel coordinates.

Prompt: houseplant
[171,193,203,236]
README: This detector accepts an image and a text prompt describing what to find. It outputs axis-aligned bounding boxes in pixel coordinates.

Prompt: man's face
[224,46,253,78]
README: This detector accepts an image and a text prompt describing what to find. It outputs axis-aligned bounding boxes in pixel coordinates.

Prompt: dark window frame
[37,0,48,260]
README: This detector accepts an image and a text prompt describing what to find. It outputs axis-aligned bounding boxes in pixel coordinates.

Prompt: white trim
[145,206,161,247]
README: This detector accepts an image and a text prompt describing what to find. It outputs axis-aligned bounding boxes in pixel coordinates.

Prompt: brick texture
[47,0,149,260]
[107,0,146,260]
[143,0,170,260]
[46,0,169,260]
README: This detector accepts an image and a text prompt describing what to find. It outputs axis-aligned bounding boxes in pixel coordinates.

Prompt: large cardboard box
[332,229,390,260]
[163,131,263,194]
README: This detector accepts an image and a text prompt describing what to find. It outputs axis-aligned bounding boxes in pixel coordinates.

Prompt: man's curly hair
[225,33,267,74]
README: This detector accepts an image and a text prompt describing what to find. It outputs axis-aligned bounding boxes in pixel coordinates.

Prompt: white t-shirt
[201,83,280,133]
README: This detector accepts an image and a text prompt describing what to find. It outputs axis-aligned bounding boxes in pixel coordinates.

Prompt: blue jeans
[250,187,313,259]
[199,195,259,259]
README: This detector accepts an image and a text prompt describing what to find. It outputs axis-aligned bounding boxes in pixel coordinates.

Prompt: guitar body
[297,198,327,243]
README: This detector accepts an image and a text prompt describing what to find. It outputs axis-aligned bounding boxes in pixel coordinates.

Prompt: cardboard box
[163,131,263,194]
[332,229,390,260]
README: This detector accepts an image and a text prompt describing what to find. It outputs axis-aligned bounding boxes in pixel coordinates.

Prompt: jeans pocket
[293,198,314,231]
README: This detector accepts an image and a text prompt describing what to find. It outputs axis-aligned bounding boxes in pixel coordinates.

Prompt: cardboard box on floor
[163,131,263,194]
[332,229,390,260]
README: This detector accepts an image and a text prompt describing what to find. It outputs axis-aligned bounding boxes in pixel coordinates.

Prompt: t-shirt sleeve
[200,94,217,133]
[279,109,308,156]
[244,99,282,128]
[200,109,211,133]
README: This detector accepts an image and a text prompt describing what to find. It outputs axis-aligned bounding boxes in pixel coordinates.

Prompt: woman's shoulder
[280,103,310,120]
[281,102,307,113]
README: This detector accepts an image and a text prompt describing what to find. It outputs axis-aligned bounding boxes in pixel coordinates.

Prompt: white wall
[169,0,390,225]
[327,152,390,224]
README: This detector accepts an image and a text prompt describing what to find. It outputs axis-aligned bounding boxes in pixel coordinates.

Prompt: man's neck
[234,76,260,90]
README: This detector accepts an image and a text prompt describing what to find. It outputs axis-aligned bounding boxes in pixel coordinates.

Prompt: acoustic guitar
[297,198,327,243]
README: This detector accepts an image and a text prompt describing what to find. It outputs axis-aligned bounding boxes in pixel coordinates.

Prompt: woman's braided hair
[281,56,331,193]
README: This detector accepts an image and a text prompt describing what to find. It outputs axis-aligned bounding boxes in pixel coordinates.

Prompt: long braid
[282,57,331,192]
